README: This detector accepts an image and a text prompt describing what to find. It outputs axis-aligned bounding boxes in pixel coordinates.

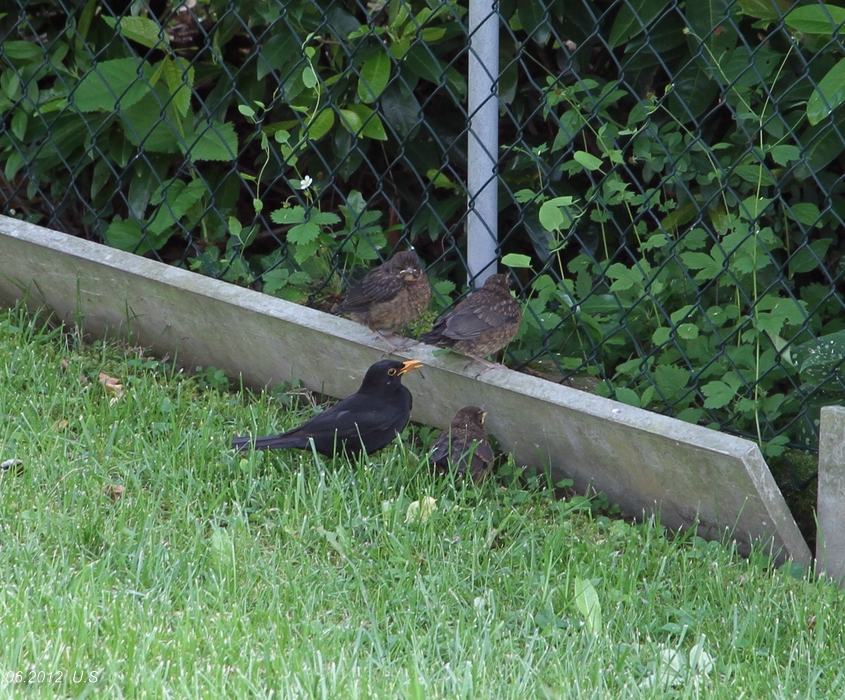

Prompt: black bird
[429,406,495,482]
[421,273,522,364]
[231,359,423,456]
[334,250,431,347]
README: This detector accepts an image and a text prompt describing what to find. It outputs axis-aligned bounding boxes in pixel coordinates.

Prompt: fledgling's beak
[398,359,423,375]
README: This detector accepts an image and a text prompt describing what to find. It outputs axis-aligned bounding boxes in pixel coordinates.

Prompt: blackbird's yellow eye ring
[387,368,397,376]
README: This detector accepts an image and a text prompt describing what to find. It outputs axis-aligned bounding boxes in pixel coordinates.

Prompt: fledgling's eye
[388,368,397,376]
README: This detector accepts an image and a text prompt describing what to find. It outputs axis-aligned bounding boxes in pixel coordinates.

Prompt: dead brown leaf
[98,372,124,399]
[103,484,126,502]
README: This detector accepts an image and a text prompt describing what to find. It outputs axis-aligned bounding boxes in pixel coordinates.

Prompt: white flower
[298,175,313,190]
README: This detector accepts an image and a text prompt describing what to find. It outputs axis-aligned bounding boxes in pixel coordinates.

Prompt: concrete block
[0,215,811,564]
[818,406,845,585]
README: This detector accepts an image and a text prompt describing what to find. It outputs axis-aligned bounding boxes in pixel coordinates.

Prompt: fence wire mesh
[2,0,845,470]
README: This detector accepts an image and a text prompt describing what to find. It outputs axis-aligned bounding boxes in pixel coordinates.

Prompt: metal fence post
[466,0,500,285]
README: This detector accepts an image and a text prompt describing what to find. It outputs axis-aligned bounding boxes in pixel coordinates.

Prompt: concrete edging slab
[0,215,811,564]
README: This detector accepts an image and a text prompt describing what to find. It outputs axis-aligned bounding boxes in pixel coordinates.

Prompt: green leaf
[807,57,845,125]
[739,196,773,220]
[652,327,671,345]
[517,2,551,45]
[104,219,151,253]
[681,251,723,280]
[608,0,672,48]
[103,15,168,50]
[361,113,387,140]
[701,380,736,409]
[357,51,391,103]
[306,109,335,141]
[653,364,691,398]
[336,105,389,141]
[614,387,641,407]
[287,221,321,245]
[338,108,364,135]
[148,179,207,235]
[271,206,306,225]
[677,323,699,340]
[785,5,845,35]
[186,121,238,162]
[10,109,27,140]
[768,144,801,165]
[573,150,603,171]
[539,196,578,233]
[573,577,602,634]
[261,269,290,295]
[606,263,643,292]
[669,64,719,120]
[420,27,446,42]
[733,165,775,186]
[795,112,845,178]
[789,239,832,275]
[502,253,533,269]
[786,203,822,227]
[403,44,444,84]
[686,0,738,56]
[162,57,194,118]
[307,210,342,226]
[301,64,318,89]
[119,91,180,153]
[792,331,845,381]
[73,58,151,112]
[3,40,44,62]
[737,0,788,22]
[257,30,298,80]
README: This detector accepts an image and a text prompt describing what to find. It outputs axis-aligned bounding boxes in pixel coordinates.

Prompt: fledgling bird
[421,273,522,365]
[429,406,494,483]
[334,250,431,347]
[231,359,423,456]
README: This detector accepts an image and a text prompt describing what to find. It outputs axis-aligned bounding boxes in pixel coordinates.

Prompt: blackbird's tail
[231,434,300,451]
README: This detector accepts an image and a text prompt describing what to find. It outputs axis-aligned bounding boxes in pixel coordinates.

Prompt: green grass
[1,303,843,699]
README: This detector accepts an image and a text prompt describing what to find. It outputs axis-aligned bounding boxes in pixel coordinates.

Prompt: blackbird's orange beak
[398,360,423,375]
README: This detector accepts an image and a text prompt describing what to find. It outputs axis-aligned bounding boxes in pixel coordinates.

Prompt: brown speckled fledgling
[429,406,494,482]
[334,251,431,344]
[421,273,521,363]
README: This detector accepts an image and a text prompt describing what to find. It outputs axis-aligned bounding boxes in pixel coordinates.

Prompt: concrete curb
[0,215,811,564]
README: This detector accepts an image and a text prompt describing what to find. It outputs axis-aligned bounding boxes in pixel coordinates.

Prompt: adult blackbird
[429,406,494,482]
[231,359,423,456]
[334,250,431,346]
[421,273,522,362]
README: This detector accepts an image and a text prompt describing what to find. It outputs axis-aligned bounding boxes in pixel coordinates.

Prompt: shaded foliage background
[3,0,845,471]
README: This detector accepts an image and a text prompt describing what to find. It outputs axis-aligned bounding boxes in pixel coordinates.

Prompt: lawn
[1,304,843,699]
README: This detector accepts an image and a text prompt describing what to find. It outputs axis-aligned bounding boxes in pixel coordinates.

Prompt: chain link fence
[3,0,845,471]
